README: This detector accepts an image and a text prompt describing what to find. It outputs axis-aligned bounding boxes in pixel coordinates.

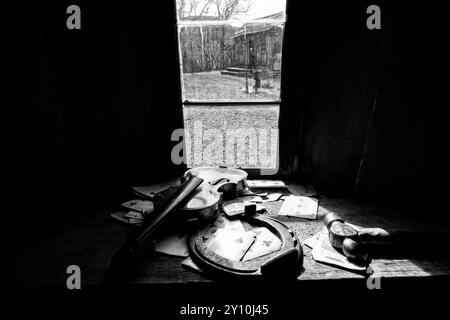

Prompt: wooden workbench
[1,182,449,289]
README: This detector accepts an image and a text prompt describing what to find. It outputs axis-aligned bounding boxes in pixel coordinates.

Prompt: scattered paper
[110,211,143,226]
[223,202,246,217]
[239,195,263,203]
[204,228,256,261]
[303,227,327,248]
[132,184,173,198]
[125,210,144,220]
[223,202,265,217]
[154,232,189,257]
[202,215,246,240]
[311,232,367,272]
[254,192,269,197]
[242,227,282,261]
[238,188,268,197]
[122,200,154,216]
[201,215,256,261]
[263,193,283,202]
[182,257,206,274]
[277,195,318,219]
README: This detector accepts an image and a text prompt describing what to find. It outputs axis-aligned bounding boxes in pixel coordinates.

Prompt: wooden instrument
[106,167,248,282]
[151,167,248,226]
[105,174,204,282]
[107,167,303,281]
[179,167,248,224]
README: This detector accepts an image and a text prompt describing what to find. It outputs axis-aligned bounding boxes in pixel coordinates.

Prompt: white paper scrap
[242,227,282,261]
[311,232,367,272]
[303,227,327,248]
[204,229,256,261]
[264,193,283,202]
[223,202,265,217]
[121,200,154,215]
[277,195,318,219]
[154,232,189,257]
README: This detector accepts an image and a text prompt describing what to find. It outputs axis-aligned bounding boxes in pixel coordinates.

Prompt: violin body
[179,167,248,225]
[107,167,304,281]
[107,167,249,282]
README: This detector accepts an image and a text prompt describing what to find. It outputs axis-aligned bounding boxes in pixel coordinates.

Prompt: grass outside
[183,105,279,168]
[182,71,281,102]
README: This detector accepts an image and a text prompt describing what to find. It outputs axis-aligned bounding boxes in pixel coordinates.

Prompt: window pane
[176,0,286,102]
[183,105,279,169]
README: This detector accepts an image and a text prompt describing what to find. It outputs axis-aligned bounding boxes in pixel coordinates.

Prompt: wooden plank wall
[280,1,450,207]
[2,0,186,255]
[280,1,390,196]
[355,3,450,208]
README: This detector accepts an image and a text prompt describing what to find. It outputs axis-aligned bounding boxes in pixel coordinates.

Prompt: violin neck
[136,175,203,246]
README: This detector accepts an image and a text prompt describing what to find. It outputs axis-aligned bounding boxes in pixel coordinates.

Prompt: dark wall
[280,1,450,209]
[280,1,389,195]
[2,1,184,254]
[355,3,450,205]
[3,0,450,253]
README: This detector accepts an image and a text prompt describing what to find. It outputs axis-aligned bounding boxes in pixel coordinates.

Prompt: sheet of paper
[242,227,282,261]
[311,232,367,272]
[263,193,283,202]
[181,257,206,275]
[110,211,143,226]
[303,227,327,248]
[121,200,154,215]
[223,202,265,217]
[277,195,318,219]
[223,202,246,217]
[154,232,189,257]
[204,228,256,261]
[239,195,263,203]
[132,183,173,198]
[238,189,268,197]
[124,210,144,220]
[202,215,246,240]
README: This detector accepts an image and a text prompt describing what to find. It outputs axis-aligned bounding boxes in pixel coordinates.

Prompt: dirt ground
[183,105,279,168]
[182,71,281,102]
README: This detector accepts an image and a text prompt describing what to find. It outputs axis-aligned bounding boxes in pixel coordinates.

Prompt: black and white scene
[2,0,450,317]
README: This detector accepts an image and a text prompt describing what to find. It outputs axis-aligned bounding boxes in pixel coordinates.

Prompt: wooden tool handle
[134,175,204,247]
[105,174,203,283]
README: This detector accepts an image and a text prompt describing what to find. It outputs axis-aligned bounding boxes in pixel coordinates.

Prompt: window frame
[175,7,287,176]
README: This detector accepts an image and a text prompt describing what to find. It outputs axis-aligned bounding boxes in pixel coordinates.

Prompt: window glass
[183,105,279,168]
[177,0,286,102]
[176,0,286,169]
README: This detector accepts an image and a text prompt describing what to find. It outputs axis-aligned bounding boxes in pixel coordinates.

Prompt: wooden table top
[2,182,450,288]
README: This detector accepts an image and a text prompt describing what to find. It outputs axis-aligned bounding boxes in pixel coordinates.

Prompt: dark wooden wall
[3,0,450,254]
[279,1,450,211]
[355,3,450,206]
[280,1,389,195]
[2,0,184,254]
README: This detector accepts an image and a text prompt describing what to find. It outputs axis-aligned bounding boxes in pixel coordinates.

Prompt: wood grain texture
[1,183,449,287]
[279,1,391,195]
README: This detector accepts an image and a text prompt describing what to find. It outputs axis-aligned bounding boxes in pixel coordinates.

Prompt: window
[176,0,286,171]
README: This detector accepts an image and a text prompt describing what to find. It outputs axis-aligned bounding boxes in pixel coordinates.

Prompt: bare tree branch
[196,0,213,19]
[211,0,252,20]
[177,0,253,20]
